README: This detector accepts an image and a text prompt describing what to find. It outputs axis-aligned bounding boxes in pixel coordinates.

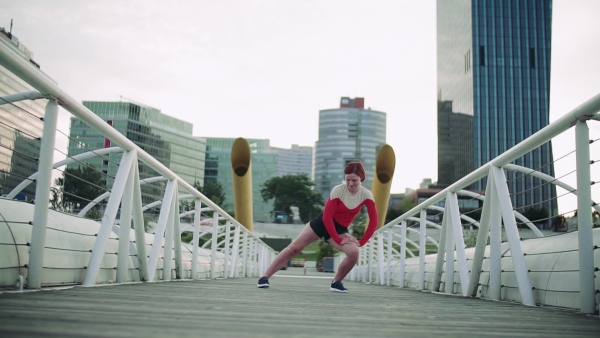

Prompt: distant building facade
[68,100,206,206]
[273,144,312,177]
[437,100,473,186]
[0,28,47,201]
[436,0,557,220]
[314,97,386,202]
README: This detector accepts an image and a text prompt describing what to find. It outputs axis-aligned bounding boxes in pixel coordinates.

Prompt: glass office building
[437,0,557,221]
[0,28,47,201]
[68,101,206,206]
[273,144,313,177]
[314,97,386,202]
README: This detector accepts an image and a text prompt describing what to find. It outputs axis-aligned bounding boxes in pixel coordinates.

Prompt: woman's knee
[343,245,360,261]
[285,243,303,256]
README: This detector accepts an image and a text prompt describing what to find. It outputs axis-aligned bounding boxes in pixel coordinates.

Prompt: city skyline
[0,1,599,197]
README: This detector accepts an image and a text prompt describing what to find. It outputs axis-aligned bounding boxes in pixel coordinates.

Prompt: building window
[529,48,535,68]
[479,46,485,66]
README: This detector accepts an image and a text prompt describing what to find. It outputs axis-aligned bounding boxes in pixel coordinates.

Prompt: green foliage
[521,207,549,227]
[260,174,324,223]
[198,179,226,206]
[385,198,416,222]
[350,210,367,238]
[52,166,106,219]
[316,238,338,262]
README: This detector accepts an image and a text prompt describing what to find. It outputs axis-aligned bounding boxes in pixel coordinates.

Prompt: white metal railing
[0,36,275,289]
[357,93,600,314]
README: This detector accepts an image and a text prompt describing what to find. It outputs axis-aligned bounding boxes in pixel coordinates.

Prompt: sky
[1,0,599,202]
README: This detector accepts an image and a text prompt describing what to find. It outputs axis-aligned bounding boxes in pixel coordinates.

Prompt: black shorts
[309,213,348,242]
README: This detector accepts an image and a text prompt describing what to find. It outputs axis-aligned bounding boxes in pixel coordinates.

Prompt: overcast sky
[1,1,599,205]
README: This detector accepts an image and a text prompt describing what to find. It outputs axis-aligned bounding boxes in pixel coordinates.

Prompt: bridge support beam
[83,150,135,286]
[27,98,58,289]
[575,120,596,314]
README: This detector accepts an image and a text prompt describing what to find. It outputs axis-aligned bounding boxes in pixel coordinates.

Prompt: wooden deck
[1,272,599,337]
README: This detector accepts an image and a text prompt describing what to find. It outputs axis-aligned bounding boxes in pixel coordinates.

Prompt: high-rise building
[437,0,557,222]
[68,100,206,206]
[0,28,47,201]
[314,97,386,202]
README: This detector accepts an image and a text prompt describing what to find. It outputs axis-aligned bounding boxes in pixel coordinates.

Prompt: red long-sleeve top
[322,183,378,247]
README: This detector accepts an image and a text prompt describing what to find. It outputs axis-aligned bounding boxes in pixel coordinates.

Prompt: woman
[257,161,378,292]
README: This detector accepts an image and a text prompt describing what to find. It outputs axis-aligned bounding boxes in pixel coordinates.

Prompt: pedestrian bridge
[0,23,600,337]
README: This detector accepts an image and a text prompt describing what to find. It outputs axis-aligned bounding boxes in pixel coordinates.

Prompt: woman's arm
[322,198,343,245]
[358,199,378,247]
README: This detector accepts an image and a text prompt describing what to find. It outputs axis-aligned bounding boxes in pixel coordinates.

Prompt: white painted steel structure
[0,37,275,289]
[0,30,598,317]
[354,93,600,315]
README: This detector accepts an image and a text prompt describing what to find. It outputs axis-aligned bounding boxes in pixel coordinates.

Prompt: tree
[52,166,106,218]
[521,207,549,227]
[385,198,417,223]
[260,174,324,223]
[198,179,226,206]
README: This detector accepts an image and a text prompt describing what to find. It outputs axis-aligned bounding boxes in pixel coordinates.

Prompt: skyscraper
[314,97,386,202]
[0,27,47,201]
[436,0,557,221]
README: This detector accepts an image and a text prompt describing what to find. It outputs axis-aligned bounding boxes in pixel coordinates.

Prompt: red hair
[344,162,366,182]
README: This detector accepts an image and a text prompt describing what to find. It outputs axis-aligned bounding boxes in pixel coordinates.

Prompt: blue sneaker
[330,280,348,293]
[257,276,270,288]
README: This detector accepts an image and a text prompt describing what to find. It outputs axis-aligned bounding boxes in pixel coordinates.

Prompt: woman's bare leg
[329,238,360,282]
[262,223,319,278]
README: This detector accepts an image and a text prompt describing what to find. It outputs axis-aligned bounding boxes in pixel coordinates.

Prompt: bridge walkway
[1,269,599,338]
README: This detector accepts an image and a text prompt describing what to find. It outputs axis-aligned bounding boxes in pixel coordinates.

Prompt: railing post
[447,192,470,296]
[210,211,219,279]
[444,206,455,294]
[116,165,134,283]
[418,210,426,290]
[468,171,494,297]
[147,179,177,282]
[191,199,201,280]
[489,179,502,301]
[385,230,393,286]
[377,233,384,284]
[27,98,58,289]
[241,231,248,277]
[131,163,149,282]
[162,191,175,282]
[367,239,374,283]
[399,221,407,288]
[229,225,241,278]
[224,222,231,278]
[575,120,596,314]
[490,166,535,306]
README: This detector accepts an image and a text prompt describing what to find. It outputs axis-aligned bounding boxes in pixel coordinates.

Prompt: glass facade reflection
[0,29,46,201]
[314,97,386,202]
[437,0,557,222]
[68,101,206,205]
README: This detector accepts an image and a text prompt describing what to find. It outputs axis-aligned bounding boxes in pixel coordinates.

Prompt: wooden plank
[1,275,599,337]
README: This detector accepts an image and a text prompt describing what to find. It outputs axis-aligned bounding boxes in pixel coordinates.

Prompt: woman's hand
[340,233,358,245]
